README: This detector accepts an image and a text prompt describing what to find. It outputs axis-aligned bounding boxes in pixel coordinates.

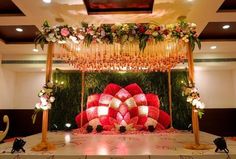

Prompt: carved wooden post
[32,43,55,151]
[187,44,200,146]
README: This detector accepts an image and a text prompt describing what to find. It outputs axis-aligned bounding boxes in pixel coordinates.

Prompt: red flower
[138,26,146,33]
[60,28,70,37]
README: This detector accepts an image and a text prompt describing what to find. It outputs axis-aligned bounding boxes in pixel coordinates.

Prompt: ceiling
[0,0,236,72]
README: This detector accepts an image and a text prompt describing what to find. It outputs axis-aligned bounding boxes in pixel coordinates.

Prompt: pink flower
[145,30,152,35]
[60,28,70,37]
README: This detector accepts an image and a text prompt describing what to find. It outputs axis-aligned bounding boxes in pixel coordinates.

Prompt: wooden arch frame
[32,41,208,151]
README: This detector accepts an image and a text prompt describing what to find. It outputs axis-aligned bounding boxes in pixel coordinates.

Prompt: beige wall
[0,58,15,109]
[13,72,45,109]
[0,67,236,109]
[195,69,236,108]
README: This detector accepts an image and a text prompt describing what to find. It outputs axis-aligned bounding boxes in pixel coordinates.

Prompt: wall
[0,67,236,109]
[13,72,45,109]
[233,70,236,104]
[0,57,15,109]
[195,69,236,108]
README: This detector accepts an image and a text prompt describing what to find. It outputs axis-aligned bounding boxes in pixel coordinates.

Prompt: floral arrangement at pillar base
[182,81,204,118]
[32,82,55,124]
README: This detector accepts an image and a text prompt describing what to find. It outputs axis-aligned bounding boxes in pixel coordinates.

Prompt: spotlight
[96,125,103,133]
[51,123,58,131]
[187,124,192,132]
[119,126,126,133]
[148,125,155,132]
[65,123,72,131]
[213,137,229,153]
[86,125,93,133]
[11,138,26,153]
[65,123,71,128]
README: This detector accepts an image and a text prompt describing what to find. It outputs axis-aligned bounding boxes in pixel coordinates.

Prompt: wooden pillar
[80,71,85,127]
[32,43,55,151]
[187,44,200,146]
[168,70,173,128]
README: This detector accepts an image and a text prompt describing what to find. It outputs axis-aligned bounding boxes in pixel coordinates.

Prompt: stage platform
[0,131,236,159]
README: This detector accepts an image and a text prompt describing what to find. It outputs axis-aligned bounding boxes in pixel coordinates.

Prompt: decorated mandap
[32,20,208,152]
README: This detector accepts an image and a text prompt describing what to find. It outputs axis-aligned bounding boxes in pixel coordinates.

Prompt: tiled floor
[0,131,236,159]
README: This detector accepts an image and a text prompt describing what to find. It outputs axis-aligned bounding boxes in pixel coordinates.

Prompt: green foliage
[50,70,191,130]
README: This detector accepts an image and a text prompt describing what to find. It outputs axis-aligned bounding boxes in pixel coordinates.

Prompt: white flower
[191,23,197,28]
[187,96,192,102]
[51,37,57,43]
[49,96,55,103]
[196,101,201,108]
[184,39,189,43]
[40,97,48,106]
[47,103,52,109]
[41,105,48,110]
[35,103,41,109]
[47,82,53,88]
[38,92,44,97]
[199,102,205,109]
[78,34,84,40]
[49,33,54,38]
[70,36,77,42]
[192,99,198,106]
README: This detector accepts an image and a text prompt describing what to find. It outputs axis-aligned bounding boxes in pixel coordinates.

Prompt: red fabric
[99,116,111,126]
[75,83,171,131]
[148,106,160,120]
[75,111,88,127]
[129,107,139,118]
[115,88,132,102]
[137,116,148,125]
[86,107,98,121]
[145,94,160,108]
[156,122,165,130]
[124,113,130,123]
[125,83,143,96]
[133,93,147,106]
[86,94,101,108]
[119,104,128,116]
[108,107,118,119]
[158,110,171,128]
[103,83,121,96]
[99,93,113,106]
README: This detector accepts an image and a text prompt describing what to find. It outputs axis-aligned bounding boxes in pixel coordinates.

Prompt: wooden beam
[32,43,55,151]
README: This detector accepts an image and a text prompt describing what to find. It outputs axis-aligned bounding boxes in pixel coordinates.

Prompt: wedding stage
[1,131,236,159]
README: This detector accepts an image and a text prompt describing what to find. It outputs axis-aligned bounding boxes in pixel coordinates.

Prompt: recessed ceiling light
[187,0,194,2]
[33,48,39,52]
[16,28,23,32]
[43,0,51,3]
[210,46,217,50]
[222,25,230,30]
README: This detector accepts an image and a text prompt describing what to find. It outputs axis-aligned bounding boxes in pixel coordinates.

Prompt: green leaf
[32,109,40,124]
[43,20,50,28]
[81,22,88,28]
[196,38,201,50]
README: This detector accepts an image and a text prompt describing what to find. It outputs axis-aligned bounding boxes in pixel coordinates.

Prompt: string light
[55,40,188,72]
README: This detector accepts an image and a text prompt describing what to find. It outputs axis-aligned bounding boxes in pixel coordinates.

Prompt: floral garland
[182,81,205,118]
[35,20,201,51]
[32,82,55,124]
